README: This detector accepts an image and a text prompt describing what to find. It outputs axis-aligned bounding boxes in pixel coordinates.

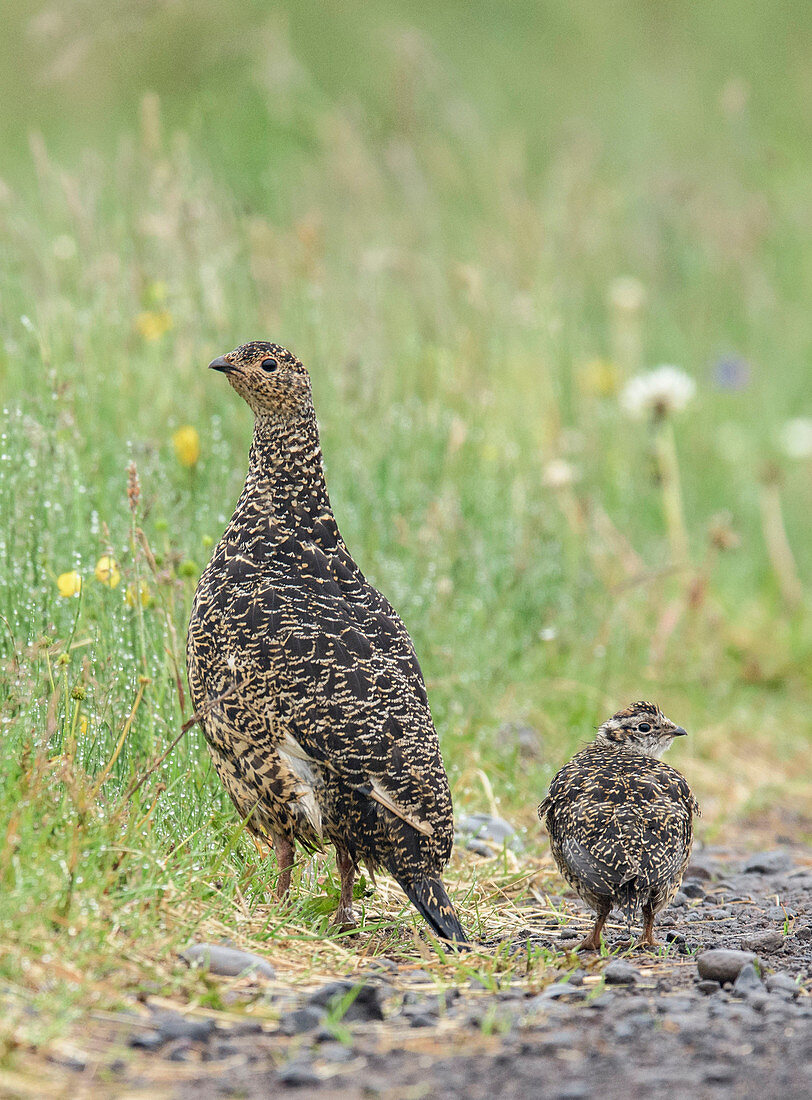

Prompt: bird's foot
[576,934,603,952]
[332,904,358,933]
[633,935,661,950]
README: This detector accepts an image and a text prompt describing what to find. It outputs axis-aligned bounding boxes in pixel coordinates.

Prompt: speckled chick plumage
[186,341,466,942]
[539,702,700,949]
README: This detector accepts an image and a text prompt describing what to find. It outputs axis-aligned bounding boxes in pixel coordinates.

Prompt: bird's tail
[401,875,469,947]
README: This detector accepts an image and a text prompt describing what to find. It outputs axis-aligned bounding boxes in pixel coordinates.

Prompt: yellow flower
[173,425,200,467]
[95,555,121,588]
[579,358,619,398]
[57,571,82,598]
[79,715,88,736]
[135,309,173,341]
[126,580,152,608]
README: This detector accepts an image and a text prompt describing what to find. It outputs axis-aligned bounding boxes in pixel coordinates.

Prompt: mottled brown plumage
[186,341,466,942]
[539,701,699,950]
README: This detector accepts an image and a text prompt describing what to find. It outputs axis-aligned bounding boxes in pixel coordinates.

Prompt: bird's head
[594,701,687,759]
[209,342,312,420]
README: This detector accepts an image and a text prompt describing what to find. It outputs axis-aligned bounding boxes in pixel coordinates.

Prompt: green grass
[0,0,810,1073]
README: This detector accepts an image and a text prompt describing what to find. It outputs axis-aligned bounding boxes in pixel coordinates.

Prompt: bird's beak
[671,726,688,737]
[209,355,235,373]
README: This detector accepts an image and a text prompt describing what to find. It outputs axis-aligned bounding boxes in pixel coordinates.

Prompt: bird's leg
[271,831,295,899]
[332,845,358,931]
[635,904,660,949]
[578,908,609,952]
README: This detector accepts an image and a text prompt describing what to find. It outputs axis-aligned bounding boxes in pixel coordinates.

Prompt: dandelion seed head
[542,458,578,489]
[779,417,812,460]
[620,365,696,421]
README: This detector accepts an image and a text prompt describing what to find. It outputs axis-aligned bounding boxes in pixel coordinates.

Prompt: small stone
[765,973,799,997]
[682,880,706,899]
[670,892,688,908]
[603,960,640,985]
[129,1029,164,1051]
[684,859,714,880]
[697,980,721,995]
[278,1007,324,1036]
[665,931,686,946]
[742,851,792,875]
[457,812,523,852]
[765,905,795,921]
[181,943,275,979]
[409,1012,436,1028]
[151,1011,215,1043]
[732,963,762,997]
[558,927,581,941]
[466,838,498,858]
[696,950,757,984]
[704,1063,735,1083]
[535,983,586,1002]
[277,1059,321,1088]
[747,991,770,1012]
[794,926,812,942]
[307,980,385,1022]
[742,930,785,953]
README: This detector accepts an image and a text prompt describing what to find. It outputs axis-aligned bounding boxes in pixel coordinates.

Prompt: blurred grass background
[0,0,811,1055]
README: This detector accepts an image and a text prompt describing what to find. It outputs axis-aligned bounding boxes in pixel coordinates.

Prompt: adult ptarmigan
[186,341,466,943]
[539,701,699,950]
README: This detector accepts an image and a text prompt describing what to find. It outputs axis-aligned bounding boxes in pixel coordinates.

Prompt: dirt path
[34,843,812,1099]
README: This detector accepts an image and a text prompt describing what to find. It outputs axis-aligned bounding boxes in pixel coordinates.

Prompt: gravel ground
[58,844,812,1098]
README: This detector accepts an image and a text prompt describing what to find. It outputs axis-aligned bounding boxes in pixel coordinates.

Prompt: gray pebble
[129,1029,164,1051]
[150,1010,214,1043]
[277,1059,321,1088]
[603,960,640,985]
[742,930,785,953]
[181,943,275,979]
[307,980,385,1022]
[696,980,720,995]
[795,926,812,942]
[534,982,586,1002]
[409,1012,437,1028]
[670,892,688,908]
[732,963,762,997]
[742,850,793,875]
[682,880,706,899]
[457,812,523,852]
[765,905,795,921]
[278,1007,324,1036]
[765,972,799,997]
[696,949,757,983]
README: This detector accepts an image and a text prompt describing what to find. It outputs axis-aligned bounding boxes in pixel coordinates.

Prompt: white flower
[620,365,696,420]
[542,458,578,489]
[779,417,812,460]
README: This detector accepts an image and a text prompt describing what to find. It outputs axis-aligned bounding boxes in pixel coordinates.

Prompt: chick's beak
[209,355,235,373]
[671,726,688,737]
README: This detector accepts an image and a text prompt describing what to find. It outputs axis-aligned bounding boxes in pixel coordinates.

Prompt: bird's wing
[220,572,448,841]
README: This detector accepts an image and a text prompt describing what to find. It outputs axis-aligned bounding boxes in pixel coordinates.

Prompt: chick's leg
[333,844,358,930]
[578,907,609,952]
[271,831,295,898]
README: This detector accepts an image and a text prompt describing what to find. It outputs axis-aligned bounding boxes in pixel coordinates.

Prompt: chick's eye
[260,358,278,372]
[637,722,651,733]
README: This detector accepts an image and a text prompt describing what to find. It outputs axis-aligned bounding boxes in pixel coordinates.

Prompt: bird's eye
[260,358,278,372]
[637,722,652,733]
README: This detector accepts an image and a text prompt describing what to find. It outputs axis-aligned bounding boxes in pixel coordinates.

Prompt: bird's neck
[236,409,338,538]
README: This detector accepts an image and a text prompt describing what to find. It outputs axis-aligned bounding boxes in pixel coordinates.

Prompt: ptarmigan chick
[187,341,467,943]
[539,701,699,950]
